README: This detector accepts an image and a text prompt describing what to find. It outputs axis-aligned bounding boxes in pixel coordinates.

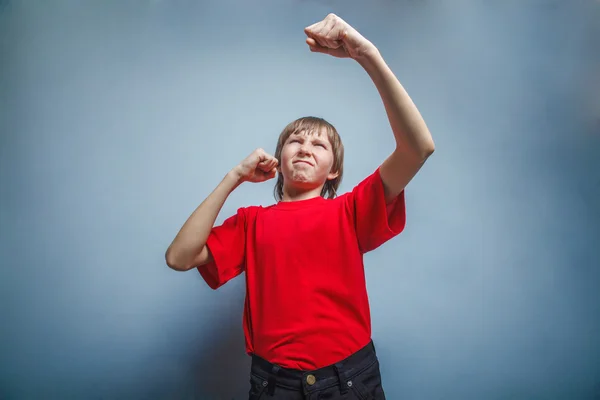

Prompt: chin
[285,172,316,189]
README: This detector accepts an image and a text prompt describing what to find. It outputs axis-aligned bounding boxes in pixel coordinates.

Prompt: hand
[304,13,374,59]
[233,148,279,183]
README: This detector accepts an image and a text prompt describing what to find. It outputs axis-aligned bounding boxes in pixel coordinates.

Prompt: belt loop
[334,363,348,394]
[267,365,280,396]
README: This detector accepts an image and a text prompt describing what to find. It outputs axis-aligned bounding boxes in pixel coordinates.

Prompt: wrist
[354,42,381,67]
[227,167,245,186]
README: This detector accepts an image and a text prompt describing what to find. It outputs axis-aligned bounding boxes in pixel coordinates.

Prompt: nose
[298,142,311,156]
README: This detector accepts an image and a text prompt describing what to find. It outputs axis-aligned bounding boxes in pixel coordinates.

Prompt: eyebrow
[288,130,329,146]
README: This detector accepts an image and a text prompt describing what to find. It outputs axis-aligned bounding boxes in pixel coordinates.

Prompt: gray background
[1,0,600,399]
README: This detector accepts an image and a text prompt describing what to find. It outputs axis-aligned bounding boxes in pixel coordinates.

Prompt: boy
[166,13,434,400]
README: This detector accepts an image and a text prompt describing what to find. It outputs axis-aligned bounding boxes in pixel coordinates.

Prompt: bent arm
[165,170,243,271]
[356,47,435,203]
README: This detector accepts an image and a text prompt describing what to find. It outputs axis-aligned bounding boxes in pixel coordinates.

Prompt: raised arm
[304,14,435,203]
[165,148,278,271]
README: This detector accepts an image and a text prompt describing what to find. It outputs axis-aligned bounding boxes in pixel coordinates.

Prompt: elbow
[420,138,435,159]
[407,144,434,162]
[405,133,435,161]
[424,142,435,158]
[165,247,187,272]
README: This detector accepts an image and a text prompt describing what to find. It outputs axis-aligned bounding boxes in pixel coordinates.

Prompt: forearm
[356,46,435,157]
[165,170,242,271]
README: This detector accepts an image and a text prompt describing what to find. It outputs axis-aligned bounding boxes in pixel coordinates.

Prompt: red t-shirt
[197,167,406,370]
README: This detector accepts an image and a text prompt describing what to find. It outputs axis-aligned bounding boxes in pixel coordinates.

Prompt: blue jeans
[248,340,386,399]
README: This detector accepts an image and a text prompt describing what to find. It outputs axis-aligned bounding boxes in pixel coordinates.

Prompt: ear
[327,170,340,180]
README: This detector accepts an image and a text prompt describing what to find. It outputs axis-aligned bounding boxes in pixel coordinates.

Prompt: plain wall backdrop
[1,0,600,399]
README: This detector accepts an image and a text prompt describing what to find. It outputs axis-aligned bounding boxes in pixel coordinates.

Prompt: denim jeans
[248,341,386,399]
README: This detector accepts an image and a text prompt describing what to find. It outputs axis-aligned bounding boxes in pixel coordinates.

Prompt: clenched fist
[233,148,279,183]
[304,13,374,59]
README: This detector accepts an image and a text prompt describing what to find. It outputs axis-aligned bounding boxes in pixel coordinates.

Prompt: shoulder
[238,205,263,216]
[332,168,383,201]
[238,204,280,220]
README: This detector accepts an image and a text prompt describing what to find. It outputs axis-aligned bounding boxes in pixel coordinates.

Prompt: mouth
[293,160,313,166]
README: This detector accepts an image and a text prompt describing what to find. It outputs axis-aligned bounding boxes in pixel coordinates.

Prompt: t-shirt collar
[274,196,326,210]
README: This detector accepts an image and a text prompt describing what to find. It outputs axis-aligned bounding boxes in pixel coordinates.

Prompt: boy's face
[280,126,339,193]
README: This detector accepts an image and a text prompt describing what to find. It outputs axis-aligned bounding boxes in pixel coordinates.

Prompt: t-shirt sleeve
[347,167,406,254]
[197,207,246,289]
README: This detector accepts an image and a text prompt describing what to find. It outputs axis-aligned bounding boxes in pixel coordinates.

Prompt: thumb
[257,156,272,167]
[308,43,334,55]
[266,168,277,179]
[306,39,344,57]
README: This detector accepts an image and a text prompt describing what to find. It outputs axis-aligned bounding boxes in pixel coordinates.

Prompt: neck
[281,185,324,202]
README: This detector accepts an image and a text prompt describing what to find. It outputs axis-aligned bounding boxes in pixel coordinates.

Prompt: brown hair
[273,116,344,201]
